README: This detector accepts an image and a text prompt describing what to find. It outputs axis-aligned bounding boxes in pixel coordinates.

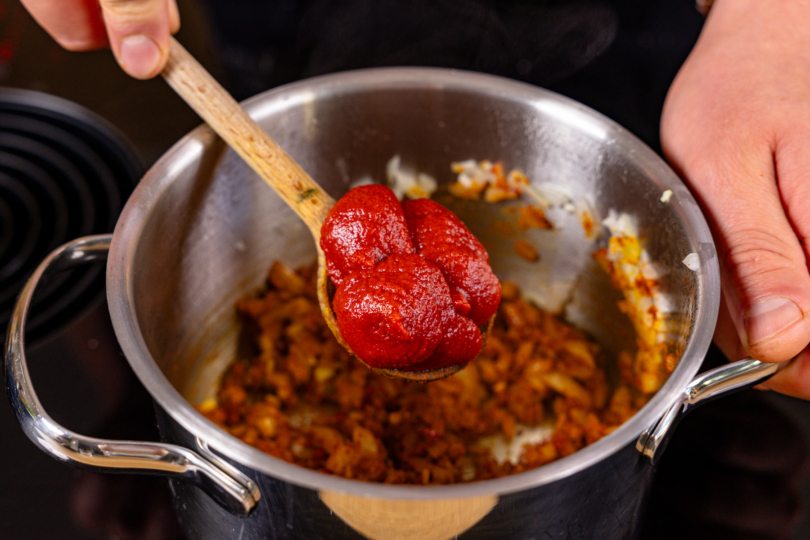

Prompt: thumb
[673,144,810,364]
[99,0,178,79]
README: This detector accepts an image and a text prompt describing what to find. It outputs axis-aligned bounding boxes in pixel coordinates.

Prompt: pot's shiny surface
[107,68,722,537]
[158,407,653,539]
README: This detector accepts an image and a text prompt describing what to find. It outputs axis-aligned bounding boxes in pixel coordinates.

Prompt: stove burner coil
[0,89,142,342]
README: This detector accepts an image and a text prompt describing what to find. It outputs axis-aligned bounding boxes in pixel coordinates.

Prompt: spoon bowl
[316,257,498,382]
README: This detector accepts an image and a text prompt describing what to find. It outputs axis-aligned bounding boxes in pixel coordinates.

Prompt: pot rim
[107,67,720,499]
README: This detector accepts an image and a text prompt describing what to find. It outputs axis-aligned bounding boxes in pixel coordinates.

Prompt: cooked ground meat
[197,262,654,485]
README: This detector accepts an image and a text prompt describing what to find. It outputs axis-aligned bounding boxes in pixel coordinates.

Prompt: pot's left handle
[4,235,260,518]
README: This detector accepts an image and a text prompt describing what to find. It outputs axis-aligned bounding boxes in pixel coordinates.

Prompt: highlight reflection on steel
[4,234,259,517]
[637,357,783,463]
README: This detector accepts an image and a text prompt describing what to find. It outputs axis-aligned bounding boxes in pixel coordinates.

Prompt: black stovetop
[1,2,808,539]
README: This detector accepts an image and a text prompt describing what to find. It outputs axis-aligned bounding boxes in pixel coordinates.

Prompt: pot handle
[637,357,784,464]
[4,235,260,517]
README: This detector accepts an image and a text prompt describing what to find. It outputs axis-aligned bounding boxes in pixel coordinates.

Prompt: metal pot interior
[109,68,718,495]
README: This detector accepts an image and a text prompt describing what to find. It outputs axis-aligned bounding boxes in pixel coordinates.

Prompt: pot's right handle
[637,357,784,464]
[4,235,260,517]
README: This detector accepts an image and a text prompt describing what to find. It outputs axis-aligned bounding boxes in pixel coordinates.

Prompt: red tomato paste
[320,185,501,371]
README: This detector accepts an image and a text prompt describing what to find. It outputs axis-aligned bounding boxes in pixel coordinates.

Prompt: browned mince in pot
[197,262,665,485]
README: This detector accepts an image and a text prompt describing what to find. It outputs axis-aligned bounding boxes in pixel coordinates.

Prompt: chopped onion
[682,253,700,271]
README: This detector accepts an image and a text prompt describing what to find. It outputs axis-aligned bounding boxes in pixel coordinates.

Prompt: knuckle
[100,0,163,19]
[722,227,803,287]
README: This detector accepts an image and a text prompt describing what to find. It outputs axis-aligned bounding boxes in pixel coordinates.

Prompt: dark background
[1,1,809,539]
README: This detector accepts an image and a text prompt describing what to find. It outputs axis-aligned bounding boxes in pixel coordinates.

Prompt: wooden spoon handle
[162,37,335,239]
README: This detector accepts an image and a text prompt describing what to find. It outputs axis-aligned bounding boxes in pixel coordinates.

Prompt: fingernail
[120,35,161,79]
[744,297,803,346]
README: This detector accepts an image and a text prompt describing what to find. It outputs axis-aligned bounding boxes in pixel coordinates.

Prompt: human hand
[661,0,810,398]
[19,0,180,79]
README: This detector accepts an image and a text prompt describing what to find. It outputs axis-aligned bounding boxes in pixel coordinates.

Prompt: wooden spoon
[162,38,481,382]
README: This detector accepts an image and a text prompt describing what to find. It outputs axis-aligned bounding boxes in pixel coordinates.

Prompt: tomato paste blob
[402,199,501,327]
[320,184,414,285]
[320,185,501,371]
[333,254,446,368]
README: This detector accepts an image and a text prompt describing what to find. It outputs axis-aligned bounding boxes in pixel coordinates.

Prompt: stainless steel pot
[6,68,781,539]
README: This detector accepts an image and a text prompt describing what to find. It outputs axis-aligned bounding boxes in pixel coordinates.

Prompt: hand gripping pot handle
[637,356,787,463]
[4,235,260,518]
